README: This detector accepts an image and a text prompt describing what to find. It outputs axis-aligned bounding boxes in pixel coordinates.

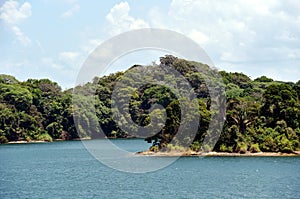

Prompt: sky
[0,0,300,89]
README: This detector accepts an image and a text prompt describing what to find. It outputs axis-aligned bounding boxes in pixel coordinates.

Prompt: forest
[1,55,300,153]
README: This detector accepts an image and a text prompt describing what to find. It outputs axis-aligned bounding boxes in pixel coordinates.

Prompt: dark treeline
[1,55,300,153]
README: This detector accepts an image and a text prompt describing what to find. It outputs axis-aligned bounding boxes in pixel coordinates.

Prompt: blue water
[1,140,300,198]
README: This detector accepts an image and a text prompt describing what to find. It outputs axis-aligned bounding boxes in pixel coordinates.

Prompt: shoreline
[7,140,48,144]
[4,141,300,157]
[136,150,300,157]
[6,138,90,144]
[4,137,139,144]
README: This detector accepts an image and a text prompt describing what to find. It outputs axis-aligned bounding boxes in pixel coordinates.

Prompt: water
[1,140,300,199]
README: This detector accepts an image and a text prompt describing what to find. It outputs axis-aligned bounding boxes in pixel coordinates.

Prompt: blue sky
[0,0,299,89]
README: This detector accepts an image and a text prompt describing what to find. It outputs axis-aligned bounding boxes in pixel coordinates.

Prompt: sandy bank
[136,150,300,157]
[7,140,47,144]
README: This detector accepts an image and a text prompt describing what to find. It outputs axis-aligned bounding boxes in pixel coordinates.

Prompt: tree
[254,76,273,82]
[261,84,299,129]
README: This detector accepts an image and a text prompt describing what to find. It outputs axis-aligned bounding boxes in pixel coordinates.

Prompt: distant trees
[0,75,77,143]
[254,76,273,83]
[216,77,300,153]
[0,57,299,153]
[261,84,299,129]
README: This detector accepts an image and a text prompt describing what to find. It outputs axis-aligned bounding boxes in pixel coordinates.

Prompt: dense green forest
[1,55,300,153]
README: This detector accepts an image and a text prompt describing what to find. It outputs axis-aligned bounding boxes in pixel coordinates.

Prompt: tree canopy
[1,56,299,153]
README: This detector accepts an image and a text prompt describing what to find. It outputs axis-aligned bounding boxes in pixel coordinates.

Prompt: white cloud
[106,1,149,35]
[11,26,31,46]
[41,57,63,70]
[188,30,209,45]
[81,39,103,54]
[0,0,32,46]
[61,4,80,18]
[59,51,83,69]
[59,51,81,67]
[100,0,300,82]
[59,51,80,61]
[148,6,169,28]
[0,0,31,24]
[39,52,82,78]
[166,0,300,69]
[35,40,46,54]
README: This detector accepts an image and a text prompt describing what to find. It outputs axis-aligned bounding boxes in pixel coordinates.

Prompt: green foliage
[202,144,212,152]
[220,71,252,89]
[219,144,233,152]
[0,56,299,155]
[250,143,261,153]
[0,74,18,84]
[254,76,273,82]
[190,141,201,152]
[226,83,243,98]
[149,145,159,152]
[0,83,33,111]
[37,133,53,142]
[236,142,248,154]
[0,135,8,144]
[164,143,186,152]
[0,78,77,142]
[261,84,298,128]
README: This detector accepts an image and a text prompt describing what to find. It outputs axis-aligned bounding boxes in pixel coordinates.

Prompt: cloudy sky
[1,0,299,89]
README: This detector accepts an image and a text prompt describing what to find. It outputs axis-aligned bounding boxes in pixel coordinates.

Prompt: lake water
[1,139,300,198]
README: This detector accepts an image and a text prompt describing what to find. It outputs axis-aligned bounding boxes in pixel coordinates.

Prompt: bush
[190,141,201,152]
[277,135,293,153]
[149,145,159,152]
[236,142,248,154]
[174,145,186,152]
[219,144,233,152]
[111,130,117,139]
[165,144,175,151]
[25,136,32,142]
[0,136,8,144]
[281,146,293,153]
[227,146,233,153]
[164,144,186,152]
[254,76,273,82]
[250,143,261,153]
[37,133,53,142]
[219,144,227,152]
[291,139,300,151]
[202,144,212,152]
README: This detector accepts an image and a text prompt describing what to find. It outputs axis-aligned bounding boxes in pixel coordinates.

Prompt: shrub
[281,146,293,153]
[25,136,32,142]
[227,146,233,153]
[0,136,8,144]
[149,145,159,152]
[164,144,186,152]
[291,139,300,151]
[202,144,212,152]
[250,143,261,153]
[37,133,53,142]
[111,130,117,139]
[165,144,175,151]
[236,142,248,154]
[277,135,293,153]
[190,141,201,152]
[219,144,233,152]
[219,144,227,152]
[174,145,186,152]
